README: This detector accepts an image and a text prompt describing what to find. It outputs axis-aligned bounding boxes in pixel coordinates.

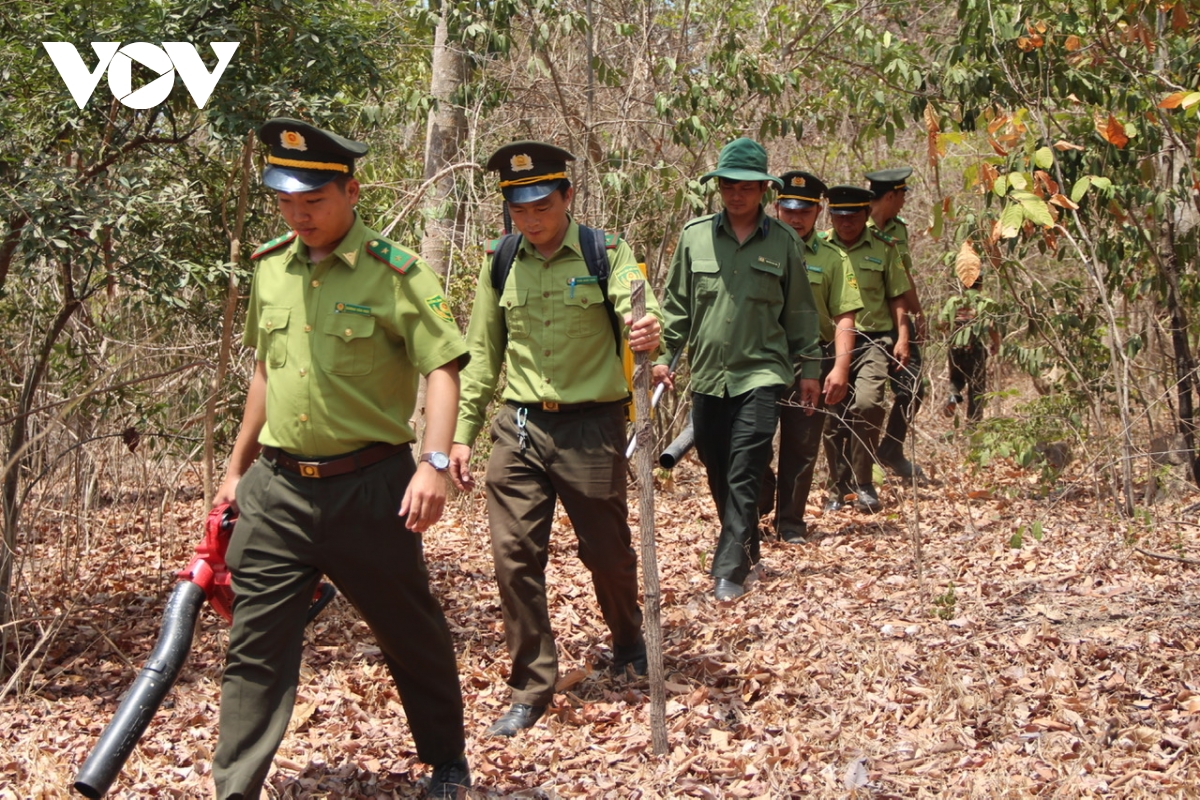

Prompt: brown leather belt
[261,442,408,479]
[508,398,629,414]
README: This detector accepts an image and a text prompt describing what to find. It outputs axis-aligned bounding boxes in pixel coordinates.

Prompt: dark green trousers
[214,450,465,799]
[949,342,988,421]
[880,323,925,459]
[485,402,642,707]
[692,386,782,584]
[824,333,891,491]
[775,348,834,535]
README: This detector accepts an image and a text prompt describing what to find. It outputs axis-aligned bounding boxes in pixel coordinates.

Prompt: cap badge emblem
[791,176,806,187]
[511,154,534,172]
[281,131,307,151]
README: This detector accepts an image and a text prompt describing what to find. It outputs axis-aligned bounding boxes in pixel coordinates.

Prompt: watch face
[424,451,450,471]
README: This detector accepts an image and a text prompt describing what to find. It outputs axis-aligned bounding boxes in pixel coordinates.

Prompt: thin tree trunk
[204,130,255,506]
[629,281,668,756]
[415,13,469,447]
[2,258,82,649]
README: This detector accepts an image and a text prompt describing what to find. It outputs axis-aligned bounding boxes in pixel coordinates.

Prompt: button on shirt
[455,219,663,446]
[801,233,862,344]
[246,216,469,457]
[658,210,822,397]
[824,228,910,333]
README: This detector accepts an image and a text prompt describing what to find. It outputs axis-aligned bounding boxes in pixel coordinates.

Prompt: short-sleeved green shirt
[801,232,862,344]
[823,227,910,333]
[245,215,469,457]
[454,218,663,446]
[658,209,822,396]
[871,215,914,277]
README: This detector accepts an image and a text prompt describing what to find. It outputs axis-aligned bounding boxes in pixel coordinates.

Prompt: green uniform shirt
[245,216,469,457]
[824,227,910,333]
[801,232,862,344]
[455,218,663,446]
[658,210,822,396]
[871,215,914,277]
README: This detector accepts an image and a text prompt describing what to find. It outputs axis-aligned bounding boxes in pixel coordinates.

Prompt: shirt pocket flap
[751,257,783,277]
[500,286,528,309]
[261,307,290,333]
[324,313,376,343]
[806,266,826,285]
[857,259,885,273]
[690,259,720,274]
[563,284,605,308]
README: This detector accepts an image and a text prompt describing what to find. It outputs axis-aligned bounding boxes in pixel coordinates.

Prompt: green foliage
[933,583,957,620]
[967,394,1082,488]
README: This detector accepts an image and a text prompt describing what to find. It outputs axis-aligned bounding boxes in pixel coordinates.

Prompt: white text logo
[42,42,239,109]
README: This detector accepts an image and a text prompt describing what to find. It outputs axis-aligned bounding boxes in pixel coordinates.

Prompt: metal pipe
[658,419,694,469]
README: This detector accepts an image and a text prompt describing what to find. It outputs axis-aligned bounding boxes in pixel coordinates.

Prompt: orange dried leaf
[968,490,993,499]
[980,162,1000,191]
[1173,1,1189,32]
[989,138,1009,157]
[1053,139,1084,151]
[1064,34,1082,51]
[1050,193,1079,210]
[955,240,982,288]
[1159,92,1187,109]
[1096,114,1129,148]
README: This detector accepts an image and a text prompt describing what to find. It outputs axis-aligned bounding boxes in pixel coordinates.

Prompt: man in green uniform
[212,119,470,799]
[771,171,861,542]
[822,185,911,513]
[654,138,821,601]
[867,167,927,480]
[449,141,663,738]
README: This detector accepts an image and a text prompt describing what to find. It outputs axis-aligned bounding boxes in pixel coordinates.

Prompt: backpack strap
[489,233,522,292]
[578,224,623,357]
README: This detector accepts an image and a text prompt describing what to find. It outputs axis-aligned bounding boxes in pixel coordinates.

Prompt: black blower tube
[74,580,205,798]
[659,419,695,470]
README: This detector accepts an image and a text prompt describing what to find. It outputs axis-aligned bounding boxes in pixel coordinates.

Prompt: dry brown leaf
[1053,139,1084,151]
[1096,114,1130,148]
[955,240,982,288]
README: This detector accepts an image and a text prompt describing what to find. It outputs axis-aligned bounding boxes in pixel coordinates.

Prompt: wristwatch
[418,451,450,472]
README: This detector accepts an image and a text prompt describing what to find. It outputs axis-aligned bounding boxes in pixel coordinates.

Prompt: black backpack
[488,224,624,356]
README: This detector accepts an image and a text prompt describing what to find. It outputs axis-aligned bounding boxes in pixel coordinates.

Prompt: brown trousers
[485,402,643,706]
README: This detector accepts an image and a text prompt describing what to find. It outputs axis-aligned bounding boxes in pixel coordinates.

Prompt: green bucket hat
[700,138,782,187]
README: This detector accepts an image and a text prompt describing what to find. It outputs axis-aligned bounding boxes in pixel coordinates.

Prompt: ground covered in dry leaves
[4,422,1200,798]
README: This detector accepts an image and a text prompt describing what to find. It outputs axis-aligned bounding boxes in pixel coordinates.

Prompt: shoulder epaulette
[686,213,718,231]
[816,229,831,241]
[485,237,504,256]
[251,231,297,260]
[366,237,418,275]
[604,232,619,249]
[870,228,897,246]
[893,215,908,227]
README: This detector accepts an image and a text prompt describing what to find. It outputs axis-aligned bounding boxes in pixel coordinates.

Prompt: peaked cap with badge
[259,118,369,193]
[700,138,782,187]
[776,170,827,210]
[826,185,874,216]
[486,141,575,204]
[865,166,913,196]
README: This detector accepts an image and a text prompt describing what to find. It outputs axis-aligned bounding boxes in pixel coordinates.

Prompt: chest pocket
[690,259,720,299]
[563,284,606,338]
[747,258,783,302]
[501,286,529,339]
[853,258,885,296]
[260,307,290,369]
[318,313,376,376]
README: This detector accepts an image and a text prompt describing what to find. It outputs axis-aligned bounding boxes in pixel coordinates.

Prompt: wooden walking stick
[629,280,669,755]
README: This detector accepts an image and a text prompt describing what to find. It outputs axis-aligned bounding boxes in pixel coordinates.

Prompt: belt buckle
[298,461,322,478]
[541,401,559,412]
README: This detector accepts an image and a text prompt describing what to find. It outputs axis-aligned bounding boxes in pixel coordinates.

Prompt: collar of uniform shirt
[713,209,772,240]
